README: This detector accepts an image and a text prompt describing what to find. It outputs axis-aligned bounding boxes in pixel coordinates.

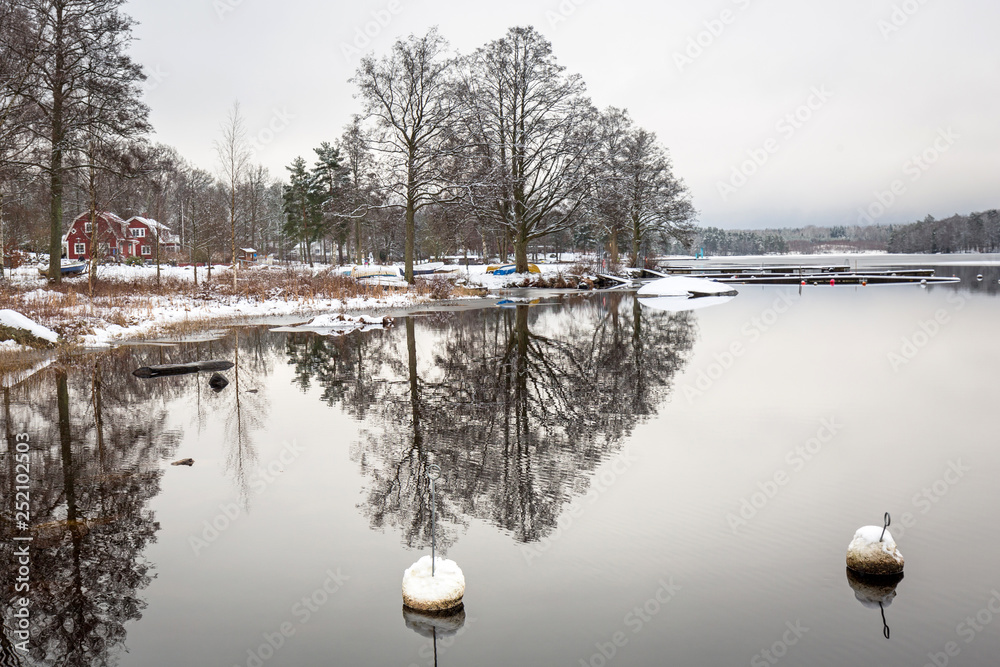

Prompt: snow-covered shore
[0,261,581,349]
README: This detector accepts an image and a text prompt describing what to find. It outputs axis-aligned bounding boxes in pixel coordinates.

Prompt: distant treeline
[692,208,999,256]
[886,210,1000,254]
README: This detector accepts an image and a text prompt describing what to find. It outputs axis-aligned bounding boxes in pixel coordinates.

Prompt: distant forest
[691,208,1000,256]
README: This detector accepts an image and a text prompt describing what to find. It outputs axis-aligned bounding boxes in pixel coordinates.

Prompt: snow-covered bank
[75,291,415,348]
[270,313,395,337]
[0,265,428,349]
[0,260,619,350]
[0,309,59,343]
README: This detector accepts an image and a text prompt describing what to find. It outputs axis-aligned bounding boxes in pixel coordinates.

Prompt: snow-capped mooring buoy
[846,512,905,576]
[402,555,466,612]
[402,464,466,612]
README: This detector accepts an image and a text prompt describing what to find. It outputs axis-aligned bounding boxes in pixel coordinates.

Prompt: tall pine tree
[21,0,149,281]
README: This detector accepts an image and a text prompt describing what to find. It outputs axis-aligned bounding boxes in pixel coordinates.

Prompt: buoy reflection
[846,568,904,639]
[403,605,467,667]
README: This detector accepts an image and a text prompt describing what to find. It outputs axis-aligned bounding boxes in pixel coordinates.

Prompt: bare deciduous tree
[19,0,149,282]
[594,108,696,266]
[354,27,456,283]
[458,26,597,273]
[215,100,251,288]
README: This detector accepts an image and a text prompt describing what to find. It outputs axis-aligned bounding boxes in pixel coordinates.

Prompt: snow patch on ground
[0,309,59,342]
[74,291,414,348]
[272,313,395,337]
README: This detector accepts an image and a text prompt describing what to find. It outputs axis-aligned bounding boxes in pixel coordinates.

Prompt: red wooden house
[63,212,181,261]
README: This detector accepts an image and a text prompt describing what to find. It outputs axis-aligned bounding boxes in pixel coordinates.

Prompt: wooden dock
[645,264,960,286]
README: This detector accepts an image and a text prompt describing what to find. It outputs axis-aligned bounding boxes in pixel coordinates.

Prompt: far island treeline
[1,3,996,287]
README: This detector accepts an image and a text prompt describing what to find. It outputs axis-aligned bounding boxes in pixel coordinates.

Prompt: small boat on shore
[38,261,87,277]
[350,265,408,287]
[487,263,540,275]
[412,262,445,275]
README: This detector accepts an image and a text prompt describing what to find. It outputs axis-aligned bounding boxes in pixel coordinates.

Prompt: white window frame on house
[84,222,93,233]
[131,227,146,238]
[74,243,86,255]
[141,245,151,256]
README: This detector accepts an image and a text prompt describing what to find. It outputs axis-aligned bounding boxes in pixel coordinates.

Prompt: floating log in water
[133,360,234,378]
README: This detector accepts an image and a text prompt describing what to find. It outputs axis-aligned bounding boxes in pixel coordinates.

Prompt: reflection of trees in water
[0,350,181,665]
[285,326,391,422]
[285,294,696,548]
[0,331,277,665]
[223,330,271,504]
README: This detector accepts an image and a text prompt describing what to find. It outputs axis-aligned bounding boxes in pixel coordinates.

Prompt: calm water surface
[1,262,999,666]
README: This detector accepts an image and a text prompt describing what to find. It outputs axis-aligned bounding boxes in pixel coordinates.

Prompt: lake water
[1,260,999,666]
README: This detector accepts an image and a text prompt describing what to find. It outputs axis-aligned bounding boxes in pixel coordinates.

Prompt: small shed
[238,248,258,266]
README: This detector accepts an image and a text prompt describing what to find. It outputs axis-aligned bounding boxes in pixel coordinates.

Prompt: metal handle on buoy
[428,464,441,576]
[879,512,891,542]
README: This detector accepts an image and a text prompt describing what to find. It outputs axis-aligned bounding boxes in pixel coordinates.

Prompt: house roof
[125,216,180,245]
[64,211,129,242]
[241,248,257,253]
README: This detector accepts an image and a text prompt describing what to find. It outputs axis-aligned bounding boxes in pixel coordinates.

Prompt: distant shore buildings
[63,212,180,261]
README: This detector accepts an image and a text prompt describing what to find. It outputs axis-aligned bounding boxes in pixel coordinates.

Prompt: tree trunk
[88,171,97,297]
[0,192,5,279]
[514,224,529,273]
[230,187,237,289]
[609,227,619,265]
[405,202,415,283]
[355,217,363,264]
[48,128,64,283]
[47,5,66,284]
[630,214,641,268]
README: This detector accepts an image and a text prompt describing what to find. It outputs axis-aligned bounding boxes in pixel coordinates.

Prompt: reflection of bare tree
[285,326,391,421]
[225,331,258,503]
[0,353,181,666]
[285,295,696,549]
[0,332,281,665]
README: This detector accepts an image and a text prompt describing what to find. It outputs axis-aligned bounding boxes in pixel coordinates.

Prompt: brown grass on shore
[0,266,483,345]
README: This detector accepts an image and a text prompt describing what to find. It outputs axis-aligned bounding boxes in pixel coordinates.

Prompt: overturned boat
[636,276,738,312]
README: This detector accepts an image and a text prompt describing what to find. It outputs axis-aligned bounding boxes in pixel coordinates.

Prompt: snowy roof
[68,211,129,240]
[126,216,180,244]
[71,211,126,225]
[241,248,257,253]
[126,215,173,232]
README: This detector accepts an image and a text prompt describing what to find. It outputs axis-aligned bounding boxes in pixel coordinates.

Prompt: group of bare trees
[3,8,696,284]
[278,26,697,279]
[349,26,697,278]
[0,1,291,283]
[0,0,151,282]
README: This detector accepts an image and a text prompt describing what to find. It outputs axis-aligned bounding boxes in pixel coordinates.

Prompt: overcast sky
[126,0,999,230]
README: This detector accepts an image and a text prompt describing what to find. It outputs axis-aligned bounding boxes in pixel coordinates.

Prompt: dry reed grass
[0,266,478,346]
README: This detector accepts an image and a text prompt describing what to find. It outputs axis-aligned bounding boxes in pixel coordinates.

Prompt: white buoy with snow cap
[846,512,904,576]
[402,555,465,612]
[402,464,466,612]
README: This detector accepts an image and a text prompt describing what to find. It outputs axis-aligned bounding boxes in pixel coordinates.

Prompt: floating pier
[647,264,960,286]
